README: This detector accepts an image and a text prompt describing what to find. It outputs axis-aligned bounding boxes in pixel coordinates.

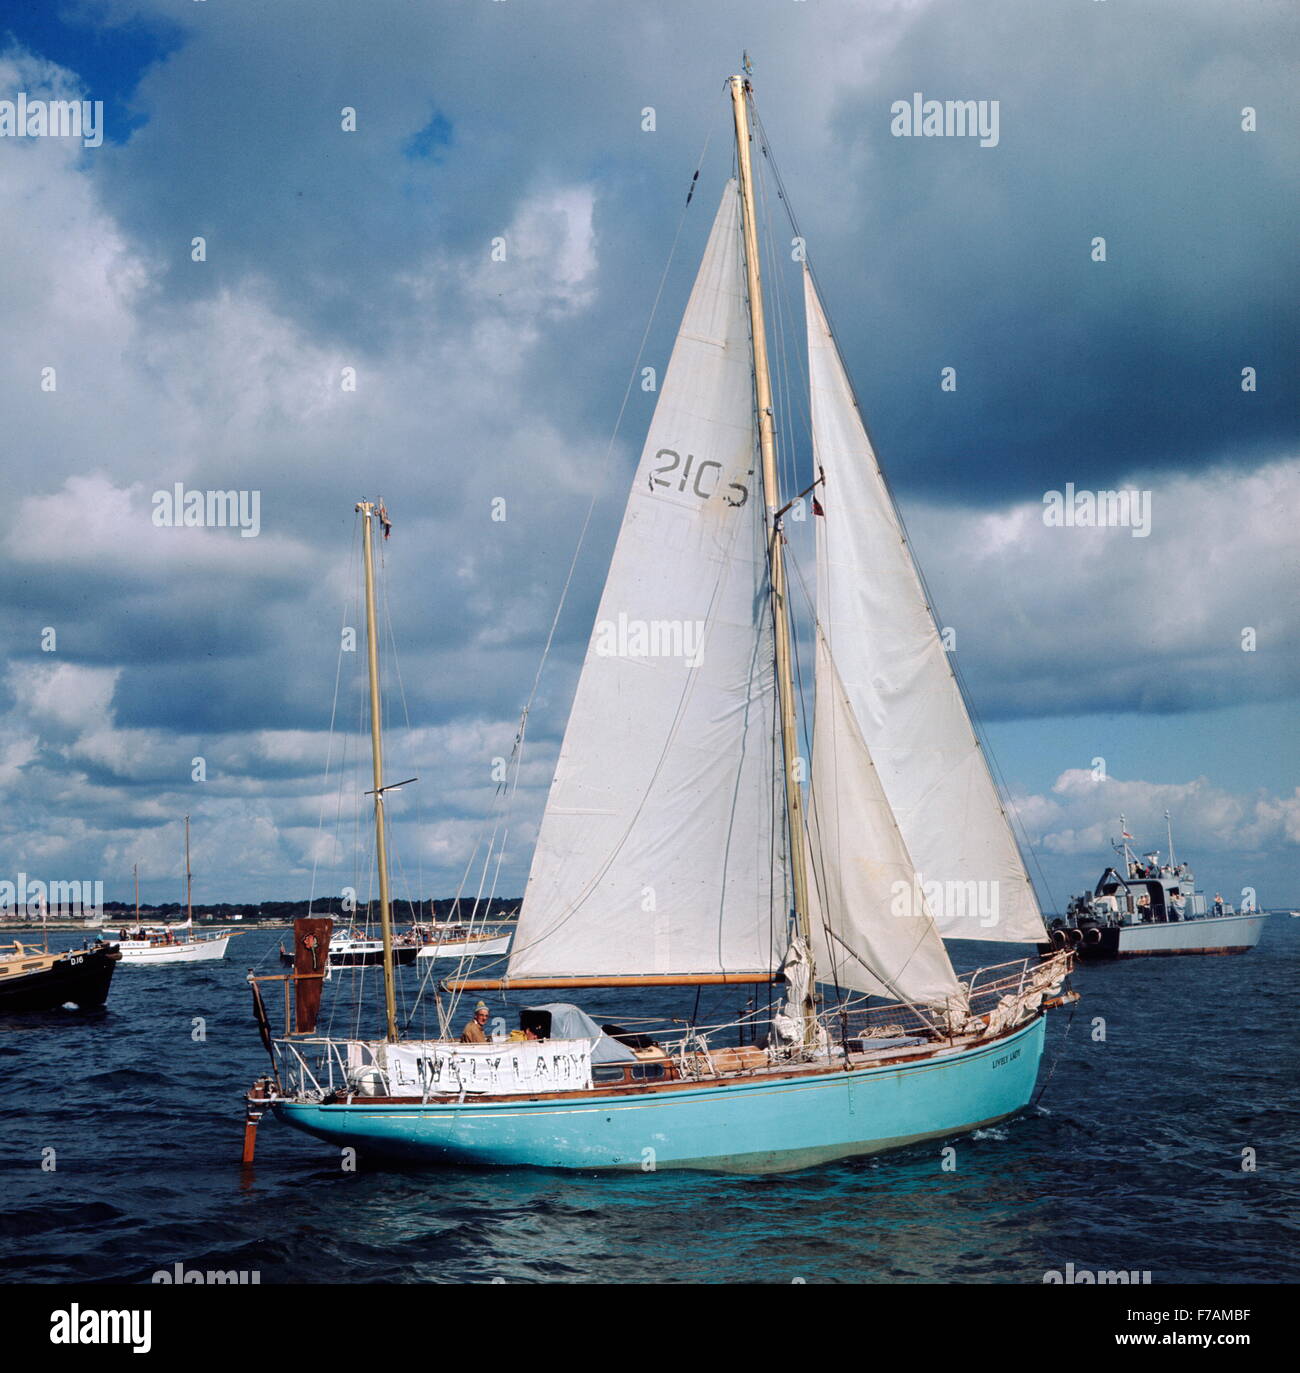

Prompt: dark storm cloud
[72,0,1298,507]
[814,0,1298,500]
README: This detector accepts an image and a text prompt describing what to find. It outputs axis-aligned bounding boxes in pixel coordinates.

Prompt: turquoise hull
[275,1016,1045,1174]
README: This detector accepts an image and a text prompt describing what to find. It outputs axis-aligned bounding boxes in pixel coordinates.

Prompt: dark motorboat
[0,939,122,1012]
[279,930,417,968]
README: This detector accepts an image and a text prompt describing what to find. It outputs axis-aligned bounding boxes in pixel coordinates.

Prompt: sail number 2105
[650,449,749,507]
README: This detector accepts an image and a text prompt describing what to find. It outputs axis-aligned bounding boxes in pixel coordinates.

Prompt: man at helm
[460,1001,491,1043]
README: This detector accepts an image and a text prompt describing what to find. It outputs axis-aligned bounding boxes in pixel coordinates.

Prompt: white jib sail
[508,183,786,981]
[807,627,964,1006]
[805,269,1045,943]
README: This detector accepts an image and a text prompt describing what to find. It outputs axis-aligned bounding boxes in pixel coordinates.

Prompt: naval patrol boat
[1041,815,1266,960]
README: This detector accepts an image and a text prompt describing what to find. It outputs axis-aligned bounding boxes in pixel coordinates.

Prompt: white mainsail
[805,269,1045,944]
[806,629,964,1006]
[508,183,786,981]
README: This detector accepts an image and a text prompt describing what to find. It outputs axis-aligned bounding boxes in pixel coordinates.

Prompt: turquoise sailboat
[244,72,1075,1174]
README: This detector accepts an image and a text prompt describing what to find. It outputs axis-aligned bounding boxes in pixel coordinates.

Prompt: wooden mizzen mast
[356,501,400,1043]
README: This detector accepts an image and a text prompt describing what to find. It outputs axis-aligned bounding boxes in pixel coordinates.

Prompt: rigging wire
[785,541,948,1030]
[752,101,820,1019]
[373,528,442,1035]
[434,133,719,1031]
[378,528,425,920]
[305,513,360,925]
[749,96,1059,920]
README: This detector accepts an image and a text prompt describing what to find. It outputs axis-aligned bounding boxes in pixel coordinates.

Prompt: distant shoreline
[2,907,521,934]
[1,920,517,934]
[0,897,522,935]
[2,921,293,932]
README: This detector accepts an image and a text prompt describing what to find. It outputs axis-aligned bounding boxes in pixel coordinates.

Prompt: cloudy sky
[1,0,1296,915]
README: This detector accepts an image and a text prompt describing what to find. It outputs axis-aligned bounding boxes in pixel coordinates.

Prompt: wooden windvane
[291,917,333,1033]
[247,916,333,1042]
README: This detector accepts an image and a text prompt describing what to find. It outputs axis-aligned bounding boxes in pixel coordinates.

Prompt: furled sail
[805,269,1045,943]
[508,183,786,981]
[806,629,964,1006]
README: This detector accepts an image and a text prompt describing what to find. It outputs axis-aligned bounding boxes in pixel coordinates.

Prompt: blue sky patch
[402,107,453,162]
[2,2,187,142]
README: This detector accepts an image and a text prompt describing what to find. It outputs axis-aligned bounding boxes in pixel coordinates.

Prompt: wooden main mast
[357,500,400,1043]
[729,73,817,1044]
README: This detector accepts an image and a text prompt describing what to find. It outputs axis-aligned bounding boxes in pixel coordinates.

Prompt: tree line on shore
[94,897,522,924]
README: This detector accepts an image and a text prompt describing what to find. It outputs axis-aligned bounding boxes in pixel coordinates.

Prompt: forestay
[805,269,1045,944]
[508,183,786,981]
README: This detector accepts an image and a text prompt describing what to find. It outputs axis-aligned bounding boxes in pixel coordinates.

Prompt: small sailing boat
[413,911,513,961]
[113,822,237,965]
[244,72,1074,1173]
[1042,814,1266,959]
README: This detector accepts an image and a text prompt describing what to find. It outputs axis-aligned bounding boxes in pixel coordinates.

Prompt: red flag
[811,497,824,517]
